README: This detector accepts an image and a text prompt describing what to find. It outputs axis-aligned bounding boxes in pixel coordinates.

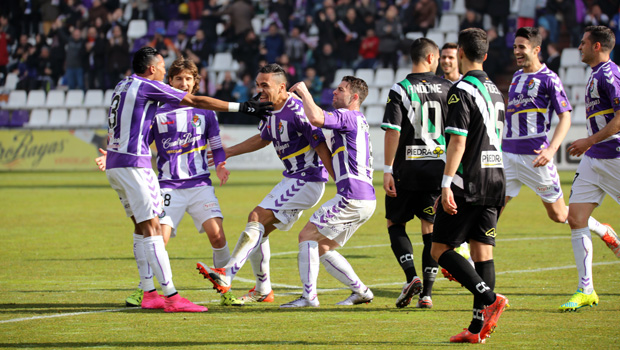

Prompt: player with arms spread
[104,47,271,312]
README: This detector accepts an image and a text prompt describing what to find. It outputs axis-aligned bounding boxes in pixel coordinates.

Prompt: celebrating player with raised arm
[280,76,376,307]
[104,47,270,312]
[197,64,334,303]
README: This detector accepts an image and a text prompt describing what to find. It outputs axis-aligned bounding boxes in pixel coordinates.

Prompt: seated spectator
[357,27,378,69]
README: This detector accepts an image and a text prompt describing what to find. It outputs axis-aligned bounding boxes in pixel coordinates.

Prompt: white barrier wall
[220,124,588,172]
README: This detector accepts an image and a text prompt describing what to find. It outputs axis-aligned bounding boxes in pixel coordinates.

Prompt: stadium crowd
[1,0,620,120]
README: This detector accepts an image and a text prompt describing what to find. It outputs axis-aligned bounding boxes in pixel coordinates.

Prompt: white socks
[298,241,319,300]
[249,236,272,294]
[320,250,365,293]
[571,227,594,294]
[212,242,231,269]
[143,235,177,296]
[225,222,264,280]
[588,216,608,238]
[133,233,154,291]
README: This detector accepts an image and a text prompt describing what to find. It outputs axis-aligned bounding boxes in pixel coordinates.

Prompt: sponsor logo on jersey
[162,133,201,150]
[586,99,600,112]
[161,120,174,125]
[507,94,534,107]
[448,94,460,104]
[485,228,496,237]
[192,115,201,127]
[423,206,435,215]
[405,145,445,160]
[274,142,290,155]
[481,151,503,168]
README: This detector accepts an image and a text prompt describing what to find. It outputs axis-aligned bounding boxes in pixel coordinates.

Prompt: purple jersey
[106,74,187,169]
[322,108,375,200]
[584,60,620,159]
[258,94,328,182]
[149,104,224,189]
[504,64,571,154]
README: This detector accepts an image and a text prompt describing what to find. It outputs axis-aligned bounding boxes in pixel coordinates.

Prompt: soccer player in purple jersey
[561,26,620,311]
[280,76,376,307]
[97,58,243,307]
[197,64,334,303]
[104,47,271,313]
[504,27,616,278]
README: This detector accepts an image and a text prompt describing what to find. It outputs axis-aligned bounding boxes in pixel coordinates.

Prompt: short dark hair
[442,42,458,51]
[342,75,368,105]
[584,25,615,52]
[515,27,542,48]
[133,46,161,74]
[167,58,201,94]
[410,38,439,64]
[258,63,288,83]
[458,28,488,63]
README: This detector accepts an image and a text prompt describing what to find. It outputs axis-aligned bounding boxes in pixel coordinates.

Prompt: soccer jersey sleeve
[601,65,620,112]
[142,80,188,105]
[323,109,355,132]
[380,83,404,132]
[445,87,470,137]
[296,115,326,148]
[258,118,272,141]
[548,75,572,115]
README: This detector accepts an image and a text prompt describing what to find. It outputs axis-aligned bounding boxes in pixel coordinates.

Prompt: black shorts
[385,189,440,224]
[432,196,500,247]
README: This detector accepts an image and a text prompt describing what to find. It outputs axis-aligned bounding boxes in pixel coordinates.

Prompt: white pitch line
[1,235,611,325]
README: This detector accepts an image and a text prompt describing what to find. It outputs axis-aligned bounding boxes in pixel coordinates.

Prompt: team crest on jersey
[526,78,541,97]
[485,228,496,237]
[423,206,435,215]
[192,115,201,127]
[588,78,600,98]
[614,97,620,106]
[561,101,567,107]
[278,121,284,135]
[448,94,460,104]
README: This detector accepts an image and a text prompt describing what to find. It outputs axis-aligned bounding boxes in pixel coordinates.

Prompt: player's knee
[548,211,567,223]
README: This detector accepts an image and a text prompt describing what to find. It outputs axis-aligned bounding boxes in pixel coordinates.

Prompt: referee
[430,28,509,344]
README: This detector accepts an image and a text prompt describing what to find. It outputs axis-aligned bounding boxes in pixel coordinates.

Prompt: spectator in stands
[189,0,205,20]
[278,54,297,84]
[40,0,60,36]
[85,26,107,89]
[11,34,30,71]
[610,8,620,66]
[546,43,561,74]
[584,4,610,27]
[106,25,129,88]
[540,0,581,46]
[404,0,437,35]
[460,9,484,31]
[200,0,222,58]
[376,5,402,70]
[285,26,307,80]
[356,0,376,19]
[316,6,338,48]
[197,66,216,96]
[16,44,38,91]
[487,0,510,37]
[465,0,487,16]
[64,27,86,90]
[60,0,87,29]
[483,27,509,82]
[233,30,261,79]
[215,71,237,102]
[516,0,544,29]
[264,23,286,63]
[0,15,14,86]
[232,73,253,102]
[185,29,210,69]
[302,66,323,105]
[89,0,109,27]
[221,0,255,43]
[107,8,129,35]
[337,7,364,69]
[270,0,294,32]
[313,42,338,87]
[149,27,178,65]
[47,18,66,86]
[357,27,379,69]
[173,29,190,55]
[36,46,55,90]
[127,0,149,20]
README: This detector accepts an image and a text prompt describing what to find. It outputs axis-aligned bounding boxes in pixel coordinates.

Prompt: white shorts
[310,195,376,247]
[504,152,563,203]
[106,167,163,224]
[258,177,325,231]
[159,186,223,237]
[569,155,620,206]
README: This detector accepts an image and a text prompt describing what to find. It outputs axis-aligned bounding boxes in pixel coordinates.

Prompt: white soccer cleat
[395,276,422,308]
[336,288,374,305]
[280,296,320,308]
[601,224,620,258]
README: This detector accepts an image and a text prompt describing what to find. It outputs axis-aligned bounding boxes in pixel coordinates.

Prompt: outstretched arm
[227,134,271,158]
[180,94,273,119]
[568,110,620,156]
[289,81,325,127]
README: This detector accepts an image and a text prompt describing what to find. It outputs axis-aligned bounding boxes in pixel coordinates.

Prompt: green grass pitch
[1,170,619,349]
